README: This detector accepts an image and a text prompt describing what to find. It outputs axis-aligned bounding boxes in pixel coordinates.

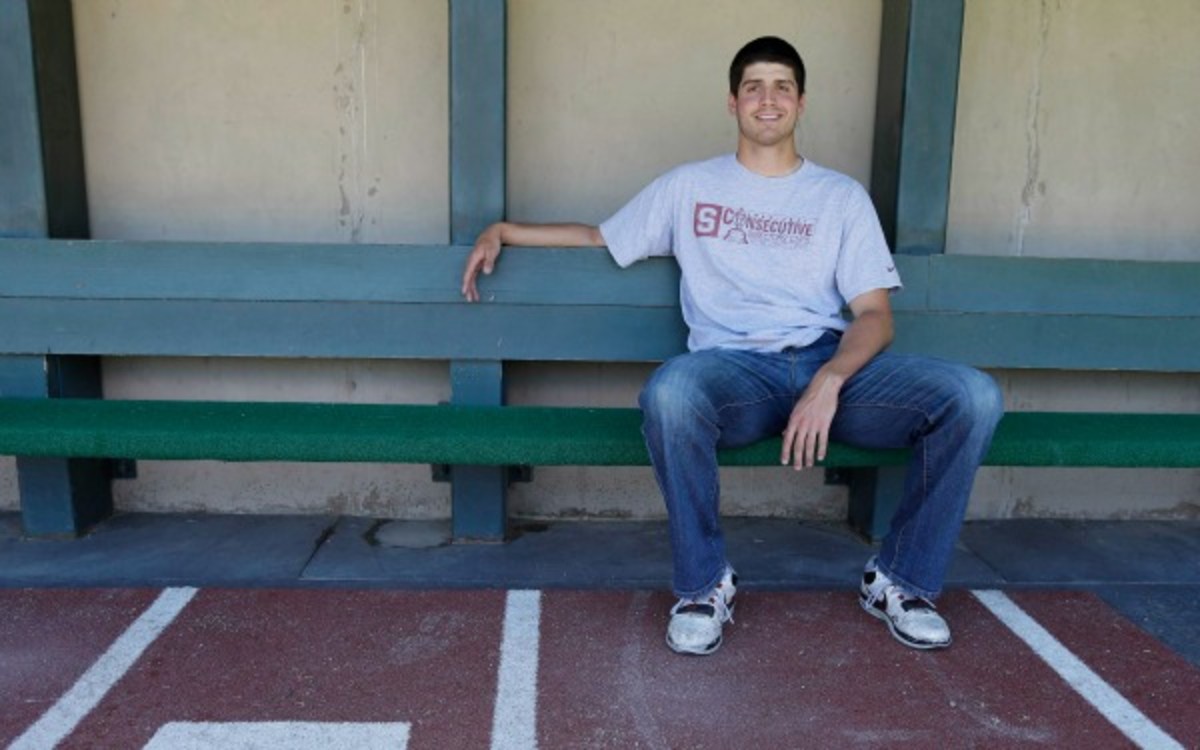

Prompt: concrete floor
[3,513,1200,748]
[3,512,1198,668]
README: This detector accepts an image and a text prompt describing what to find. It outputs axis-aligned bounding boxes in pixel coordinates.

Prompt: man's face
[728,62,805,148]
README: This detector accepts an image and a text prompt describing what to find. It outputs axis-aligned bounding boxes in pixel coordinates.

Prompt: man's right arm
[461,221,604,302]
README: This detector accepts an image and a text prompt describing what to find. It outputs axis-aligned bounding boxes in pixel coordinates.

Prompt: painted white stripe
[972,589,1183,750]
[143,721,410,749]
[490,589,541,750]
[10,587,198,750]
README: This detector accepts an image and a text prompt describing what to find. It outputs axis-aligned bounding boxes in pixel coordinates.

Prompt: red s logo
[693,203,722,238]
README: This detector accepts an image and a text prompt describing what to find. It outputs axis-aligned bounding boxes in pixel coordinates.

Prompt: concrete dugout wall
[950,0,1199,519]
[53,0,451,518]
[1,0,1195,520]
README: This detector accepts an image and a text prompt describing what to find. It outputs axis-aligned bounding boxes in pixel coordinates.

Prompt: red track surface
[3,588,1198,748]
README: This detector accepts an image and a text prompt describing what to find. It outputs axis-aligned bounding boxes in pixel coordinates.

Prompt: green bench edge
[0,399,1195,469]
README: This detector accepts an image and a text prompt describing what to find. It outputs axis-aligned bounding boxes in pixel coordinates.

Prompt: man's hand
[462,223,504,302]
[779,288,895,470]
[781,371,844,470]
[461,222,604,302]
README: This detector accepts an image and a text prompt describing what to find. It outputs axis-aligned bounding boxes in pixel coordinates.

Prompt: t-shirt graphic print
[693,202,816,248]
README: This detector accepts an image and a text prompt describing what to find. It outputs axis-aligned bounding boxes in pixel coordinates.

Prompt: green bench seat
[1,398,1195,469]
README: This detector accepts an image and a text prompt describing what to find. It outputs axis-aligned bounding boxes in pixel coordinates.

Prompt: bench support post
[449,361,508,541]
[851,0,964,542]
[870,0,965,255]
[448,0,508,541]
[2,2,106,537]
[1,356,112,537]
[846,466,905,543]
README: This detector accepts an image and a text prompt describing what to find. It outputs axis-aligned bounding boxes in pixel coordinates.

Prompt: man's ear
[727,92,737,116]
[797,93,807,118]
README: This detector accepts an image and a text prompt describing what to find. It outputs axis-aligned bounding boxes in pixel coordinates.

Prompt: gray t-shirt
[599,154,901,352]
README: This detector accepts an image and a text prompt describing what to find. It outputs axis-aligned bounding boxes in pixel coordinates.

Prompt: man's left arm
[781,288,894,470]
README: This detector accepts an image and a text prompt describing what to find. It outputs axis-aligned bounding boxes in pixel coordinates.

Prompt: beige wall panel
[102,358,450,405]
[115,461,449,518]
[70,1,450,517]
[73,0,448,243]
[508,0,882,223]
[970,467,1199,520]
[950,1,1199,520]
[103,358,451,516]
[995,370,1199,415]
[510,465,844,522]
[948,0,1200,260]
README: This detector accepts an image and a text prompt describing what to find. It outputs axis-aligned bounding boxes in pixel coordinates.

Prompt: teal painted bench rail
[2,239,1198,538]
[0,399,1197,469]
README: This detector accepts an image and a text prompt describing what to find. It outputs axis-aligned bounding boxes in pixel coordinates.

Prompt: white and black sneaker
[860,558,951,650]
[666,565,737,655]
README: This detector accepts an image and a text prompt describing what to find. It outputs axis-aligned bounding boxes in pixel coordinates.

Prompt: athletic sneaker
[666,566,737,655]
[859,558,951,650]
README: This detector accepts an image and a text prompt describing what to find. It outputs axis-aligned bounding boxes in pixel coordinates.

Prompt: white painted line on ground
[972,589,1183,750]
[143,721,410,749]
[490,589,541,750]
[10,587,198,750]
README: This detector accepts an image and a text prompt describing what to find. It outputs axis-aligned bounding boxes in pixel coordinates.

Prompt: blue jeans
[639,332,1003,601]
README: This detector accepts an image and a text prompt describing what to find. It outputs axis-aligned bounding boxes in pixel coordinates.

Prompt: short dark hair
[729,36,806,95]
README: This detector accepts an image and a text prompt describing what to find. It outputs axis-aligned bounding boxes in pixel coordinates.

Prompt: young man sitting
[461,36,1003,654]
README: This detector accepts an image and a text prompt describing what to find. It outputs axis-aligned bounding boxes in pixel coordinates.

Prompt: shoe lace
[674,576,735,622]
[900,594,937,613]
[866,584,936,614]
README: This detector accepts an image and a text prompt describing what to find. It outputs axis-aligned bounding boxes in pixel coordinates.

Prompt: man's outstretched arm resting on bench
[461,221,604,302]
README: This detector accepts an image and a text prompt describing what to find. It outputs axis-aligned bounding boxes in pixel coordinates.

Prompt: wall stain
[1013,0,1055,257]
[333,0,376,243]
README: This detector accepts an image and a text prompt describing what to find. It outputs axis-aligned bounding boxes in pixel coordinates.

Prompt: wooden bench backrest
[2,239,1198,372]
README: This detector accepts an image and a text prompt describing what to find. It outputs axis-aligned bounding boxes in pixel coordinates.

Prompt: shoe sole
[666,632,722,656]
[859,593,951,651]
[666,602,735,656]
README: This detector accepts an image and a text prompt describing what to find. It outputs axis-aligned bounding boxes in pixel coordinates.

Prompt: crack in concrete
[333,0,375,243]
[1015,0,1054,257]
